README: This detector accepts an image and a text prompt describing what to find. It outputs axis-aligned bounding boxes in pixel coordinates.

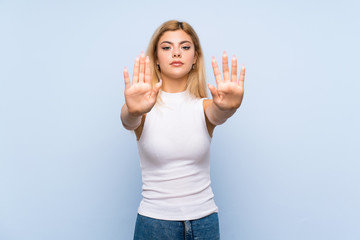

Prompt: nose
[172,48,181,58]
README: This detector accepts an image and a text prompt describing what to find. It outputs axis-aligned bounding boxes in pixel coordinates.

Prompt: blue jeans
[133,212,220,240]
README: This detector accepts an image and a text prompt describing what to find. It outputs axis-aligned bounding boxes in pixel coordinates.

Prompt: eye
[162,46,171,50]
[182,46,191,50]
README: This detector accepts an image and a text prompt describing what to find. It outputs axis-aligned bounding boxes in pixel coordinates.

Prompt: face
[156,30,197,80]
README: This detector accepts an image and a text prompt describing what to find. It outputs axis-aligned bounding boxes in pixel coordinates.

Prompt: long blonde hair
[146,20,208,99]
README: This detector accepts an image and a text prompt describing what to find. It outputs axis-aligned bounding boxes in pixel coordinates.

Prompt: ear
[193,52,198,64]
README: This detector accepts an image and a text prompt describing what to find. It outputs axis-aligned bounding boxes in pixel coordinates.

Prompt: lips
[170,61,184,67]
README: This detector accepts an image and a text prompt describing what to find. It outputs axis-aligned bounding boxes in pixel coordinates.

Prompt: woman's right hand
[123,53,162,117]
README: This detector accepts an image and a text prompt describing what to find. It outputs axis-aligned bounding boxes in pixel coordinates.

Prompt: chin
[166,72,190,80]
[163,68,192,79]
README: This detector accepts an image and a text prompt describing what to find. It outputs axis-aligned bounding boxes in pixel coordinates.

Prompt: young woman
[121,20,245,240]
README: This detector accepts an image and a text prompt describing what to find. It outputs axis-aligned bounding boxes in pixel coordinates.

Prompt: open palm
[124,54,162,117]
[208,52,245,111]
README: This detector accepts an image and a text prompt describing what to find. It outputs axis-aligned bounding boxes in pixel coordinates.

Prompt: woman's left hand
[208,52,246,111]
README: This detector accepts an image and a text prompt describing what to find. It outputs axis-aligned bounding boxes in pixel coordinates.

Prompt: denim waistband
[134,212,220,240]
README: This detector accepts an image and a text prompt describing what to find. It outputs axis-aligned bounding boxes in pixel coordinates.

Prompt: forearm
[205,101,237,126]
[120,104,142,130]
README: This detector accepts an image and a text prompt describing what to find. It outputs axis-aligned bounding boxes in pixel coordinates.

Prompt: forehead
[158,30,193,44]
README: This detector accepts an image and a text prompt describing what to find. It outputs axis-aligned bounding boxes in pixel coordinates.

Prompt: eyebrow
[159,40,192,45]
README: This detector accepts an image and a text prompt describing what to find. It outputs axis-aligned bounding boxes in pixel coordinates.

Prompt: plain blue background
[1,0,359,239]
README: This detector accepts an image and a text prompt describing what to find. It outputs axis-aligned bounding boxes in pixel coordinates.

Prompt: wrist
[124,103,144,118]
[121,104,143,130]
[207,102,237,126]
[127,109,143,119]
[212,102,237,114]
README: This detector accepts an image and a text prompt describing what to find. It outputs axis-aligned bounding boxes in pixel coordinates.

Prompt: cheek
[186,51,196,62]
[157,52,170,65]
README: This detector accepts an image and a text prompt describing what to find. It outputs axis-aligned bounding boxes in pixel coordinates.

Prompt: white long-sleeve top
[137,90,218,221]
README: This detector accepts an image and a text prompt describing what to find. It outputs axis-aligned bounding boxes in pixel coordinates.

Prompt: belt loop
[184,220,193,240]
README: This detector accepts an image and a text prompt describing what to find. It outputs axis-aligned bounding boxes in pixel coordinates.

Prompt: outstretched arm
[205,52,246,126]
[121,53,162,130]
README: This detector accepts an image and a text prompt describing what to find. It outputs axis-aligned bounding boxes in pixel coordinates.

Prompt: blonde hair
[146,20,208,99]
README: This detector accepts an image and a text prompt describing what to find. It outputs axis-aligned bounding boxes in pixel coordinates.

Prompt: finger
[145,56,151,84]
[151,79,162,99]
[208,83,219,100]
[139,53,145,83]
[238,64,246,86]
[222,51,230,82]
[132,56,140,84]
[231,55,237,82]
[154,79,162,93]
[211,57,222,87]
[124,67,131,89]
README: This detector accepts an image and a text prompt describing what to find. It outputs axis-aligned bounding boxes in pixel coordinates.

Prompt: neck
[160,74,188,93]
